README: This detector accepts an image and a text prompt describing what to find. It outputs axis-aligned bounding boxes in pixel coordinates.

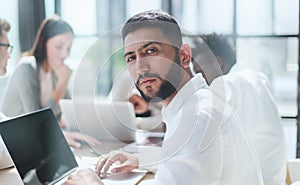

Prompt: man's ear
[180,44,191,68]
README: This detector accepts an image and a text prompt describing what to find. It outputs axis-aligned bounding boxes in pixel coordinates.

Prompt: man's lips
[139,77,157,87]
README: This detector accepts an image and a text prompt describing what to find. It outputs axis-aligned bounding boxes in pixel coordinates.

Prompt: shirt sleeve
[14,64,42,113]
[137,146,161,173]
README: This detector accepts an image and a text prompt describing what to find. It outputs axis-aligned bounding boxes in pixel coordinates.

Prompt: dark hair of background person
[196,33,236,74]
[23,15,73,65]
[121,9,182,48]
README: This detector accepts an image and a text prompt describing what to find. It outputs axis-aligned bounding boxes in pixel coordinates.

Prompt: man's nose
[136,56,150,74]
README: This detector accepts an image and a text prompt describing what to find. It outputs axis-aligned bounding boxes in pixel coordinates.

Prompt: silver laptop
[59,99,136,142]
[0,108,78,185]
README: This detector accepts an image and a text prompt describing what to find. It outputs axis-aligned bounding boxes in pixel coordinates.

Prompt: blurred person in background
[0,16,100,149]
[192,33,286,185]
[0,18,13,169]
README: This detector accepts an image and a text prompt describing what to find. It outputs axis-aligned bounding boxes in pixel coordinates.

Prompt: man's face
[0,32,11,75]
[124,27,183,102]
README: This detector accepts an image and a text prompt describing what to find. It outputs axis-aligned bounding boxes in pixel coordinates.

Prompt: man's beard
[135,52,182,103]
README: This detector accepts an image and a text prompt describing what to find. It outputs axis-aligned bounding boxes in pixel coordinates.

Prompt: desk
[0,167,23,185]
[0,141,154,185]
[74,140,128,157]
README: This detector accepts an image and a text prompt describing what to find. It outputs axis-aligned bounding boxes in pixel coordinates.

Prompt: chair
[287,159,300,185]
[286,164,291,185]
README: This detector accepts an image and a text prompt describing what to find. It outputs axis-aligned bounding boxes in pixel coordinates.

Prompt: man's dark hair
[121,10,182,48]
[197,33,236,74]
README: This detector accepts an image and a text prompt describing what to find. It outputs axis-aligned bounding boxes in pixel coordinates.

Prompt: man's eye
[126,56,136,63]
[146,48,157,54]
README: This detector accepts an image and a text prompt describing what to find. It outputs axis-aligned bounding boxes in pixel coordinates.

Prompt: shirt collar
[162,73,208,123]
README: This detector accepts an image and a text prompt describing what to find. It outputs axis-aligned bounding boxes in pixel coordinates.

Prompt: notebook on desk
[59,99,136,142]
[0,108,147,185]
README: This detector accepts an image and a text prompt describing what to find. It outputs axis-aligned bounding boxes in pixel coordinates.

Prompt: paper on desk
[80,156,99,165]
[101,171,146,185]
[75,156,99,169]
[75,156,149,184]
[138,179,156,185]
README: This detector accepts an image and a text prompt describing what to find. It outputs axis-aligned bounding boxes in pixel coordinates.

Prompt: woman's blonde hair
[0,18,11,38]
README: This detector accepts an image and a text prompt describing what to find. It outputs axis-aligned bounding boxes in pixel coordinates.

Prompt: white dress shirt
[138,73,263,185]
[211,64,286,185]
[0,112,13,169]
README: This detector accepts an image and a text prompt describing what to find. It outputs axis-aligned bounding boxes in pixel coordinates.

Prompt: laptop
[0,108,78,185]
[0,108,148,185]
[59,99,136,142]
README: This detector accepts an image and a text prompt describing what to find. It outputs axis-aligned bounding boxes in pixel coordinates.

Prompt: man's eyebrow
[124,51,134,58]
[124,41,162,58]
[140,41,162,50]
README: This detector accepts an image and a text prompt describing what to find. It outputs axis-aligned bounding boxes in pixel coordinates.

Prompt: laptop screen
[59,99,136,142]
[0,108,78,185]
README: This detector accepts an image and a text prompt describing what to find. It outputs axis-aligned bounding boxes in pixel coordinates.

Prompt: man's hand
[95,150,139,178]
[63,131,101,148]
[64,168,104,185]
[59,115,67,129]
[129,94,149,114]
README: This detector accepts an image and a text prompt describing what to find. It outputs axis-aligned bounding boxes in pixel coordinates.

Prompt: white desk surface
[0,140,155,185]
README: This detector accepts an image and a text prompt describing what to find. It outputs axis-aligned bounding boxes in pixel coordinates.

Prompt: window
[237,0,298,35]
[179,0,299,118]
[237,37,298,117]
[178,0,299,157]
[52,0,299,116]
[61,0,97,36]
[126,0,161,18]
[180,0,233,34]
[51,0,162,98]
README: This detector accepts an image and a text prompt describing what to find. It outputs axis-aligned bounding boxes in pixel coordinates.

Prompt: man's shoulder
[210,68,269,94]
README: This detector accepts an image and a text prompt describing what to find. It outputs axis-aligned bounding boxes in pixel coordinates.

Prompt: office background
[0,0,299,158]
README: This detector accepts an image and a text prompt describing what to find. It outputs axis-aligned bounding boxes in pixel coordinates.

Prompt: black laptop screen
[0,108,78,185]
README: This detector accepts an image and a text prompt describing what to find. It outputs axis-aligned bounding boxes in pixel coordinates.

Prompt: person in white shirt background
[0,18,13,169]
[64,10,264,185]
[192,33,286,185]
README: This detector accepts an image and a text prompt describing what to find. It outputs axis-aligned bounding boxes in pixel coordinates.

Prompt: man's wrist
[135,110,152,117]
